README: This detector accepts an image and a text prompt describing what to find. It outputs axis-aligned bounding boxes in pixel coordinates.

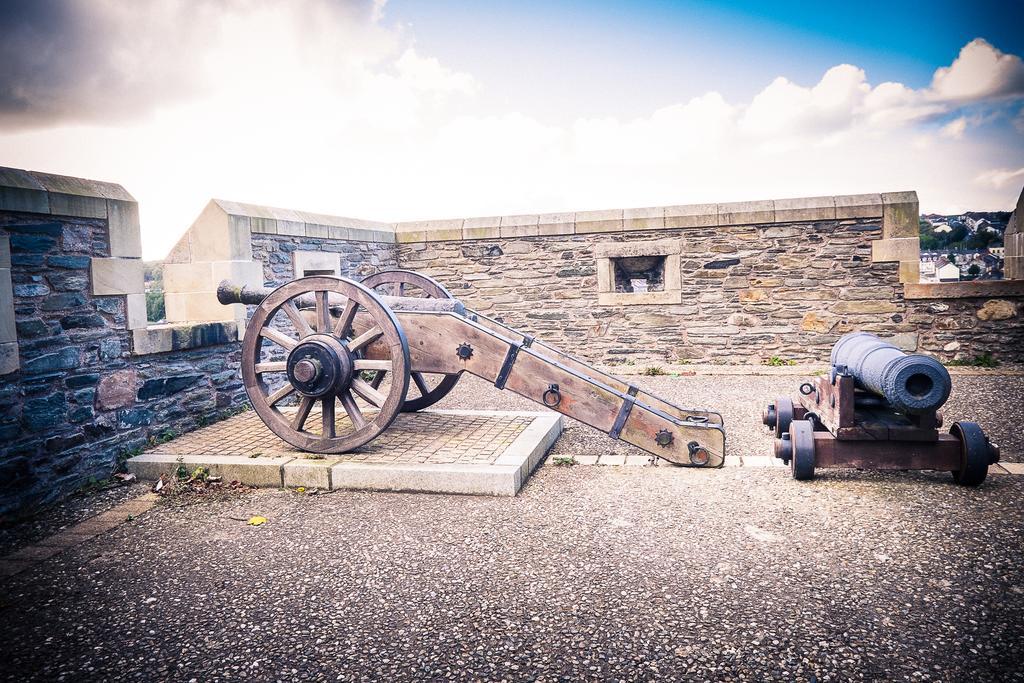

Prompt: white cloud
[395,48,477,94]
[929,38,1024,102]
[0,12,1022,258]
[975,167,1024,189]
[940,117,968,139]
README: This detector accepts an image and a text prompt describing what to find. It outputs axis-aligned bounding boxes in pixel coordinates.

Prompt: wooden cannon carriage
[217,270,726,465]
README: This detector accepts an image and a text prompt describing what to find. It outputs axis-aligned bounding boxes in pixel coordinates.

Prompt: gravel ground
[0,481,150,557]
[1,372,1021,681]
[433,372,1024,463]
[1,467,1022,681]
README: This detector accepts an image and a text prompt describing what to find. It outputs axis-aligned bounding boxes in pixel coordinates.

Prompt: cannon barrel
[217,280,272,307]
[216,279,467,315]
[830,332,951,414]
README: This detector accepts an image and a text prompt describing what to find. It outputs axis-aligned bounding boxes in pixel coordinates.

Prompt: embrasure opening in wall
[612,255,666,293]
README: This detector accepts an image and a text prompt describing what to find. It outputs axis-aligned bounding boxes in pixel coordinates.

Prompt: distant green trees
[919,217,1000,252]
[144,260,165,323]
[146,291,165,322]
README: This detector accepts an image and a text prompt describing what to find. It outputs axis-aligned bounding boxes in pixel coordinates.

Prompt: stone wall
[904,281,1024,362]
[251,233,399,286]
[399,219,903,365]
[0,173,248,520]
[168,190,1023,366]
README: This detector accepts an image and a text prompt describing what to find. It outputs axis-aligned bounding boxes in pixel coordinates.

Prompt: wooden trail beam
[393,311,726,466]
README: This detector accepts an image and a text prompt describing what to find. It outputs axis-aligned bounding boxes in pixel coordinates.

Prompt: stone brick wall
[0,209,246,520]
[398,219,909,365]
[251,233,399,286]
[905,286,1023,363]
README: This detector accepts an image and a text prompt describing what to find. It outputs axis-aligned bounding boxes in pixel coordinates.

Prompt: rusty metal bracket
[494,341,521,389]
[609,394,635,440]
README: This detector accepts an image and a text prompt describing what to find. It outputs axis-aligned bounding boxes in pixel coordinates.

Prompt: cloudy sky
[1,0,1023,258]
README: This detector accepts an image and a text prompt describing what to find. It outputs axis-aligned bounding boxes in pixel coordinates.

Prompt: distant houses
[918,210,1008,282]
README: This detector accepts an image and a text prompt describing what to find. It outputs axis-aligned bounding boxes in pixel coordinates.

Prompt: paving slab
[130,409,563,496]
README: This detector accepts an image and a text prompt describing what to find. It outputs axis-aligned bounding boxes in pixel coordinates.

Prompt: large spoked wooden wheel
[241,276,410,453]
[361,269,461,412]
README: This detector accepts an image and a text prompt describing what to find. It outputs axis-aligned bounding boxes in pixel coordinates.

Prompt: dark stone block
[45,431,85,453]
[16,318,50,338]
[39,293,87,311]
[703,258,741,270]
[83,420,116,438]
[526,312,568,320]
[14,283,50,297]
[279,242,298,253]
[118,408,154,428]
[23,393,68,431]
[72,388,96,404]
[11,253,45,267]
[46,254,92,269]
[95,298,122,315]
[48,272,89,292]
[65,373,100,388]
[10,234,57,252]
[0,421,20,441]
[60,312,106,329]
[462,244,503,258]
[0,457,32,484]
[23,347,79,375]
[6,222,63,237]
[556,267,596,277]
[211,369,239,384]
[98,338,121,360]
[68,406,95,424]
[138,374,203,400]
[196,357,226,372]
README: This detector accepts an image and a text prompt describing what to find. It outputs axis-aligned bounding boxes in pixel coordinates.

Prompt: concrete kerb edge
[128,453,296,487]
[493,413,564,490]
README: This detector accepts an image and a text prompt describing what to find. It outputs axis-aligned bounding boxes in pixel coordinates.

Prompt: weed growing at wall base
[946,353,1000,368]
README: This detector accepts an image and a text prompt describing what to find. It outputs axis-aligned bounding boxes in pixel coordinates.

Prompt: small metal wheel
[774,434,792,464]
[774,397,794,438]
[789,419,816,481]
[950,421,992,487]
[241,276,410,454]
[361,270,462,412]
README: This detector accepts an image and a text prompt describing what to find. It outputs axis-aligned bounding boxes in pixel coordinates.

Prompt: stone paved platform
[128,409,563,496]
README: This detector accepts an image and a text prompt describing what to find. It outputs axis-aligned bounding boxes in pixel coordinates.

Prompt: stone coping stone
[194,191,890,250]
[903,280,1024,300]
[129,410,563,497]
[0,165,135,219]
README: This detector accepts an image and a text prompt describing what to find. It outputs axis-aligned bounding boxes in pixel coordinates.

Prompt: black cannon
[762,332,999,485]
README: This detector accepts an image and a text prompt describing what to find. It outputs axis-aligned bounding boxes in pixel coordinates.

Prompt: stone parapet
[390,192,889,243]
[209,192,887,248]
[0,167,141,258]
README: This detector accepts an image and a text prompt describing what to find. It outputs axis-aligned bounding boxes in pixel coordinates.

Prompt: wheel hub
[286,334,353,397]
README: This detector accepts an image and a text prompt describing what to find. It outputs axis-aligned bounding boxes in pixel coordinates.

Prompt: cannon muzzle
[830,332,951,415]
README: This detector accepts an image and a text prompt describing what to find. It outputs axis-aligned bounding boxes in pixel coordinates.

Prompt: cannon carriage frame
[219,270,726,466]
